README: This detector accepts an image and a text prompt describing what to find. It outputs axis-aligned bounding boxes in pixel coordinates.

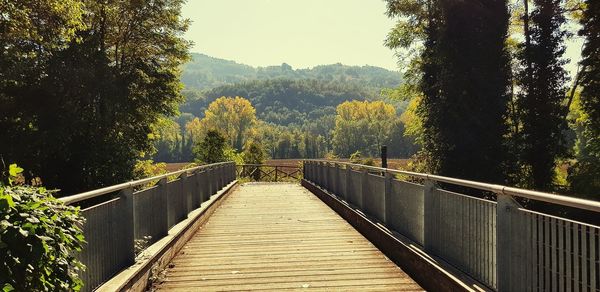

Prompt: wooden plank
[154,183,422,291]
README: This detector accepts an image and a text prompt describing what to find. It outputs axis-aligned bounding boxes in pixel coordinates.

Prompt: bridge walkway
[154,183,422,291]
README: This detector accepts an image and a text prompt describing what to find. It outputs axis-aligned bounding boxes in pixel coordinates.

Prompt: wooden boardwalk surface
[155,183,422,291]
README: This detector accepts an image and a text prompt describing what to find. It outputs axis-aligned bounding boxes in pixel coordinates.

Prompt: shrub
[568,159,600,200]
[349,151,363,164]
[0,164,86,291]
[133,160,167,180]
[194,130,227,163]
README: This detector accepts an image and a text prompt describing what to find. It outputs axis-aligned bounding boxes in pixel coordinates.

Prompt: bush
[242,142,266,165]
[568,159,600,200]
[0,164,86,291]
[133,160,167,180]
[349,151,375,166]
[349,151,363,164]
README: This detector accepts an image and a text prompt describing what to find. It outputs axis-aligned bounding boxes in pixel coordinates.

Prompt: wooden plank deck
[154,183,422,291]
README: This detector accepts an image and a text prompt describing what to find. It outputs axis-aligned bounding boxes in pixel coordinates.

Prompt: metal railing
[236,164,302,182]
[303,160,600,292]
[60,162,236,292]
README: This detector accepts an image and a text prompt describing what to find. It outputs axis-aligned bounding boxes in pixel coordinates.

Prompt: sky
[181,0,398,70]
[182,0,582,77]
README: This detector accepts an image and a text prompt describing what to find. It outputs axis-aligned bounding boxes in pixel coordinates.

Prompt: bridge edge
[95,180,239,292]
[301,178,490,292]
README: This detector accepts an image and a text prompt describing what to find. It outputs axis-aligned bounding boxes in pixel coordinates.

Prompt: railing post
[119,186,135,265]
[181,171,191,214]
[193,169,201,207]
[302,162,306,180]
[157,178,169,235]
[360,167,368,209]
[220,164,225,186]
[316,162,321,186]
[383,171,393,225]
[423,179,437,253]
[201,169,209,203]
[215,165,222,189]
[208,166,214,196]
[333,163,338,196]
[497,193,524,292]
[220,164,225,188]
[275,166,278,182]
[345,164,351,202]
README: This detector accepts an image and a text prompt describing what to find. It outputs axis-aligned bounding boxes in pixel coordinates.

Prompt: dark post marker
[381,145,388,169]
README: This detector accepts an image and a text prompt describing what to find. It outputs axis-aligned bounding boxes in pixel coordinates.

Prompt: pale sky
[181,0,398,70]
[182,0,581,77]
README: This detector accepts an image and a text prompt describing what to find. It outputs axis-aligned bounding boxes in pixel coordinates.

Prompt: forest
[150,53,416,164]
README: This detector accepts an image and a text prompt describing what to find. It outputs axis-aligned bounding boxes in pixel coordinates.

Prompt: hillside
[181,79,376,126]
[181,53,402,91]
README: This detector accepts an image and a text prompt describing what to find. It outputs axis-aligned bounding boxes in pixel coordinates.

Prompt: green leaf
[18,228,29,237]
[0,194,15,210]
[8,164,23,177]
[2,283,14,292]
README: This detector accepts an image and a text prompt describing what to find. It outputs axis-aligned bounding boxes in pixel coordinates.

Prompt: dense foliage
[0,165,85,291]
[199,97,257,151]
[193,130,228,164]
[332,101,397,157]
[568,0,600,197]
[386,0,511,184]
[0,0,190,195]
[384,0,599,198]
[153,71,417,162]
[157,95,417,162]
[516,0,569,190]
[181,79,382,126]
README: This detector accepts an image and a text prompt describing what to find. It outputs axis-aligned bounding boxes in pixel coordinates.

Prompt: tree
[332,101,397,157]
[431,0,511,183]
[243,142,266,164]
[0,0,190,194]
[0,0,85,94]
[152,118,183,162]
[516,0,569,189]
[568,0,600,198]
[201,96,256,151]
[0,0,85,183]
[386,0,511,183]
[194,130,227,164]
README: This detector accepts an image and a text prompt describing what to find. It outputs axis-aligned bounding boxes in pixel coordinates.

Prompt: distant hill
[181,53,402,91]
[181,79,376,126]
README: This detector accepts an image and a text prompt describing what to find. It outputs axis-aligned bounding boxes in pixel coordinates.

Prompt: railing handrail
[303,159,600,213]
[60,161,234,205]
[237,164,301,167]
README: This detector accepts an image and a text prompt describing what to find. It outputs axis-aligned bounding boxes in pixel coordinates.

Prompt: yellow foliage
[399,95,424,144]
[332,100,397,157]
[199,96,257,151]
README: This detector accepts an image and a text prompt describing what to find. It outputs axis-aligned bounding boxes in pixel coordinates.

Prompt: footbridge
[60,161,600,292]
